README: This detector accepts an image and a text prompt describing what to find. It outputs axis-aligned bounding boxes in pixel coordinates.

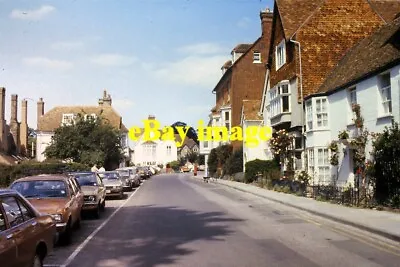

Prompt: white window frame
[317,148,330,184]
[275,40,286,70]
[268,81,291,118]
[348,87,357,123]
[61,113,76,126]
[166,145,171,156]
[378,72,392,116]
[84,113,97,121]
[308,149,315,176]
[306,97,329,131]
[306,100,313,131]
[253,51,261,63]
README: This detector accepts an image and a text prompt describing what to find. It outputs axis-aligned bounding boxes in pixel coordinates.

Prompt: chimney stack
[148,115,156,120]
[37,98,44,130]
[99,89,112,106]
[0,88,5,151]
[260,8,273,37]
[19,99,28,156]
[10,94,20,154]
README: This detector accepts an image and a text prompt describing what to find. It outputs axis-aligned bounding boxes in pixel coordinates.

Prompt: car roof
[12,174,71,183]
[0,189,19,196]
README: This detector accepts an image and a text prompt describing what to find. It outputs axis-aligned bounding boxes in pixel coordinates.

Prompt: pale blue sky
[0,0,273,130]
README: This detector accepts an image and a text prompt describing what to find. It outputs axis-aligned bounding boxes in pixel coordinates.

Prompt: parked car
[114,168,134,190]
[137,167,150,179]
[0,189,56,267]
[116,167,140,187]
[198,165,205,171]
[97,171,124,199]
[68,172,106,218]
[9,174,84,245]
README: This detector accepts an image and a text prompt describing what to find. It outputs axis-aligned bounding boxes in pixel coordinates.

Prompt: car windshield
[98,172,119,180]
[72,173,98,186]
[11,180,68,198]
[117,170,130,177]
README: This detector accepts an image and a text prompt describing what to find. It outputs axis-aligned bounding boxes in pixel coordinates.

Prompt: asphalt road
[44,173,400,267]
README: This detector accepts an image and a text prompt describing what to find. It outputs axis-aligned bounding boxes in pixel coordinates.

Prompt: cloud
[91,54,137,67]
[10,5,56,21]
[237,17,251,29]
[154,55,227,87]
[113,99,135,110]
[178,42,227,55]
[51,41,84,51]
[22,57,73,71]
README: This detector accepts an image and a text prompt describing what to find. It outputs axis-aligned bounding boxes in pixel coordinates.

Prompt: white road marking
[60,188,142,267]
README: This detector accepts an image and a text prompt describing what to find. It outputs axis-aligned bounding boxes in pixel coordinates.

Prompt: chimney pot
[11,94,18,122]
[37,97,44,129]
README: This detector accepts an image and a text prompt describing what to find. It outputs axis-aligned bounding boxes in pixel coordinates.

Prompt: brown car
[0,189,56,267]
[10,174,84,245]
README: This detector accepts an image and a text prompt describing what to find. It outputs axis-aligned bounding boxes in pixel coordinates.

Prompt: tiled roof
[242,100,262,121]
[369,0,400,23]
[222,60,233,69]
[174,134,198,149]
[276,0,325,38]
[276,0,400,39]
[317,17,400,95]
[38,106,128,132]
[231,44,253,54]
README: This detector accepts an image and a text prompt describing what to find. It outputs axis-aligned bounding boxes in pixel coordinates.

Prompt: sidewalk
[190,174,400,242]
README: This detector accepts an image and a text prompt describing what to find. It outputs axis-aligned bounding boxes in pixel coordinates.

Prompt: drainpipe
[289,39,305,170]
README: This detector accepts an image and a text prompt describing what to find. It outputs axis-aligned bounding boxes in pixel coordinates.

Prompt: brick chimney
[260,7,273,37]
[37,98,44,130]
[19,99,28,156]
[148,115,156,120]
[10,94,20,154]
[99,90,112,106]
[0,88,5,151]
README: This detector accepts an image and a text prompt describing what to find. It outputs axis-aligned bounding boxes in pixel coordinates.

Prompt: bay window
[268,81,290,117]
[308,149,314,175]
[305,97,329,131]
[317,148,330,183]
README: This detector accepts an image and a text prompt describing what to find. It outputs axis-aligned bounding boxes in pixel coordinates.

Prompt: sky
[0,0,274,131]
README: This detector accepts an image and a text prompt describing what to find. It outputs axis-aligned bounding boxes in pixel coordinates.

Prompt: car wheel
[32,253,43,267]
[100,200,106,211]
[59,220,72,245]
[74,214,81,230]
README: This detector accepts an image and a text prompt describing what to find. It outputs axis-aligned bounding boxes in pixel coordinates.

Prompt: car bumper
[105,188,123,196]
[82,202,99,211]
[56,222,68,233]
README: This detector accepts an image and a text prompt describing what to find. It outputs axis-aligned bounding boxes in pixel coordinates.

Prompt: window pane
[282,84,289,94]
[316,100,321,113]
[282,96,289,112]
[1,197,24,228]
[322,99,327,112]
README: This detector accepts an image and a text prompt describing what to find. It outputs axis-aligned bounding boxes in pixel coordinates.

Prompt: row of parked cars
[0,165,157,267]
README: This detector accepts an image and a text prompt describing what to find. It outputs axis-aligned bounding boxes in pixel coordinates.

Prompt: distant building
[130,115,178,167]
[176,135,199,160]
[36,90,130,168]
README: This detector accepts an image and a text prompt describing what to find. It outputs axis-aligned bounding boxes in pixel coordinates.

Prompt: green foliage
[245,159,279,184]
[0,161,89,187]
[297,170,311,186]
[207,148,218,176]
[168,161,180,171]
[371,121,400,206]
[185,151,198,164]
[44,114,124,169]
[197,154,205,165]
[282,185,291,194]
[338,130,349,140]
[216,144,233,166]
[224,146,243,175]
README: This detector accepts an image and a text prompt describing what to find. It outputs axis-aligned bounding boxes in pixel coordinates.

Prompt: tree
[44,114,124,170]
[185,150,198,163]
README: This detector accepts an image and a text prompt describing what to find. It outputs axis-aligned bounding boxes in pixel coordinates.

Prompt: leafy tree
[185,150,199,163]
[44,114,124,170]
[224,146,243,175]
[207,148,218,176]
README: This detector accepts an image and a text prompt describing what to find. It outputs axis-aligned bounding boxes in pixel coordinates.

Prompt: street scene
[1,0,400,266]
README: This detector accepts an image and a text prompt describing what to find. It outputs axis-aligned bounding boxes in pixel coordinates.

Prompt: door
[0,199,17,267]
[1,196,35,267]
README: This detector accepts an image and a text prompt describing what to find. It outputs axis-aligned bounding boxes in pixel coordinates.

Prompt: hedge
[0,161,90,188]
[244,159,280,183]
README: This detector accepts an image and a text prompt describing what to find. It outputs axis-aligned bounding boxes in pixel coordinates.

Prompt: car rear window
[98,172,119,179]
[73,173,98,186]
[11,180,68,198]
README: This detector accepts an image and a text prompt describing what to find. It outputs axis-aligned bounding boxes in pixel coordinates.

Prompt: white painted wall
[36,132,54,162]
[307,64,400,185]
[132,137,177,166]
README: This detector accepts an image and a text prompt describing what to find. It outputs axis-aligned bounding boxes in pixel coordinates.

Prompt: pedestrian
[98,166,105,172]
[91,164,98,172]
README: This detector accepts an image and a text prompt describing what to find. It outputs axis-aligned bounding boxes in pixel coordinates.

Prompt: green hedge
[244,159,280,183]
[224,147,243,175]
[0,161,90,188]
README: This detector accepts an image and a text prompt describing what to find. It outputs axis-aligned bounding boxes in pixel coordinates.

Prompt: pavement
[191,172,400,242]
[44,173,400,267]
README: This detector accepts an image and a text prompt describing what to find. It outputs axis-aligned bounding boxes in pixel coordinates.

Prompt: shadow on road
[69,205,243,267]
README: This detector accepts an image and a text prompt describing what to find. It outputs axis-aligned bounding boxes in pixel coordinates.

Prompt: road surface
[44,173,400,267]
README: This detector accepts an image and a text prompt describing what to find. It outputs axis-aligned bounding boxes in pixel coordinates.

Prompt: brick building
[260,0,400,171]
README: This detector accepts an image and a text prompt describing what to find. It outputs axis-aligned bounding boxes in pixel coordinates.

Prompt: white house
[36,90,130,167]
[130,116,178,166]
[241,99,273,171]
[305,18,400,186]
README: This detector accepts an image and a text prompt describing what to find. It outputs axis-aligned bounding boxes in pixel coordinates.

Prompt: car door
[1,196,36,267]
[66,180,79,225]
[96,174,106,202]
[0,198,17,267]
[70,178,84,209]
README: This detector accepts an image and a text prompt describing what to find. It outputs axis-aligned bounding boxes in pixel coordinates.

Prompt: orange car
[10,174,84,245]
[0,189,56,267]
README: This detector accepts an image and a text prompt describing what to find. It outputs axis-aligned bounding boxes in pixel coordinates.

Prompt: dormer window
[253,51,261,63]
[84,113,97,121]
[62,113,75,126]
[275,40,286,70]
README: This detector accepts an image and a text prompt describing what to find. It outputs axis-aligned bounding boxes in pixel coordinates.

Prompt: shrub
[282,185,291,194]
[224,146,243,175]
[207,148,218,176]
[0,162,89,187]
[245,159,279,184]
[168,161,180,172]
